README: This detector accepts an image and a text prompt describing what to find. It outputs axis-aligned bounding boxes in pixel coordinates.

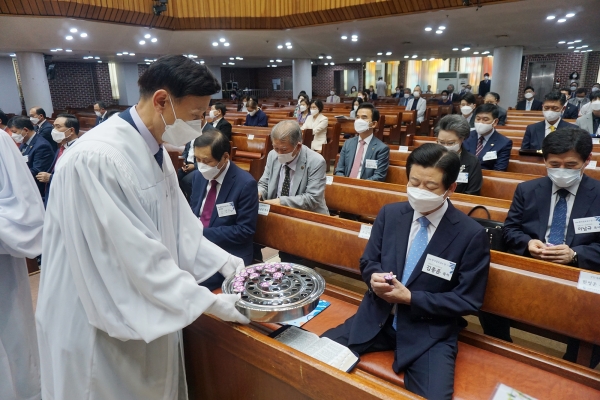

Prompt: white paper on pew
[326,176,334,185]
[258,203,270,216]
[593,138,600,145]
[491,383,537,400]
[585,160,597,170]
[399,146,409,153]
[248,134,255,140]
[577,271,600,295]
[358,224,372,239]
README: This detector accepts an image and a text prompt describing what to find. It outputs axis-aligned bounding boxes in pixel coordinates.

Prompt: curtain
[406,59,450,93]
[365,62,377,91]
[108,62,120,100]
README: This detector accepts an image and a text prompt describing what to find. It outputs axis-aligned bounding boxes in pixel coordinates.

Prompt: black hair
[461,92,476,105]
[193,129,231,160]
[94,101,107,110]
[353,97,364,106]
[0,109,7,125]
[441,90,449,96]
[590,91,600,102]
[8,116,34,131]
[138,55,221,99]
[544,90,566,105]
[247,99,259,110]
[570,82,579,87]
[56,113,80,135]
[542,127,592,162]
[311,99,324,113]
[213,102,227,116]
[406,143,460,190]
[575,88,587,96]
[524,86,535,92]
[475,103,500,119]
[33,107,46,118]
[356,102,380,122]
[486,91,500,102]
[484,73,490,77]
[560,87,571,93]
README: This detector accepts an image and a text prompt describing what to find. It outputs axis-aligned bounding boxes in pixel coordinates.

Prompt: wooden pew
[230,134,272,181]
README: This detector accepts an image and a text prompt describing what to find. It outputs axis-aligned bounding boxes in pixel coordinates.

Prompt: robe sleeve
[0,132,44,258]
[49,143,221,343]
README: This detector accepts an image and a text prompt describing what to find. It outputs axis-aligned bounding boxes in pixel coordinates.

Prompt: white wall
[115,63,140,106]
[0,57,22,114]
[207,65,223,99]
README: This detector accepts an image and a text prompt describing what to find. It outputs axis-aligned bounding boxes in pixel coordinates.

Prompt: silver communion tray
[222,263,326,323]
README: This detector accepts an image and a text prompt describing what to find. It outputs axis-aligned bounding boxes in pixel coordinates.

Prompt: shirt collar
[360,133,374,145]
[130,105,160,155]
[552,180,580,197]
[26,132,36,145]
[545,118,561,129]
[212,117,222,125]
[214,160,230,185]
[413,198,449,229]
[65,138,77,147]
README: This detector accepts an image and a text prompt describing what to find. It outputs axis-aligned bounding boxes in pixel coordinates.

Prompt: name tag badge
[326,176,334,185]
[456,172,469,183]
[365,159,378,169]
[593,138,600,145]
[577,271,600,295]
[23,155,29,163]
[482,151,497,161]
[258,203,270,216]
[399,146,409,153]
[573,217,600,234]
[358,224,372,239]
[422,254,456,281]
[216,202,236,217]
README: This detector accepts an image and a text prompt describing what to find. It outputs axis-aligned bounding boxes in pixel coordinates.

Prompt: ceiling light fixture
[222,62,226,65]
[404,55,409,58]
[224,42,230,46]
[377,59,381,62]
[145,34,151,39]
[568,46,575,49]
[438,26,446,30]
[66,35,73,40]
[272,65,277,67]
[351,38,358,42]
[582,45,589,48]
[474,51,480,54]
[429,57,435,61]
[411,55,418,58]
[123,51,129,55]
[139,40,146,45]
[452,48,459,51]
[318,56,323,59]
[422,59,427,61]
[436,30,443,34]
[270,59,274,62]
[212,42,218,46]
[228,62,235,65]
[50,49,57,52]
[546,16,555,20]
[94,56,100,59]
[557,18,566,23]
[230,57,234,60]
[287,45,292,49]
[558,41,566,44]
[219,38,226,42]
[129,53,135,56]
[66,49,72,52]
[330,62,335,65]
[326,55,332,59]
[70,28,78,33]
[574,40,582,43]
[151,38,158,43]
[117,53,122,56]
[278,45,283,49]
[267,65,271,67]
[9,53,16,57]
[80,33,88,38]
[462,47,470,51]
[146,62,151,65]
[386,52,392,55]
[351,35,358,39]
[377,52,382,55]
[200,61,204,64]
[349,58,354,61]
[567,41,575,44]
[98,61,102,63]
[276,59,282,62]
[566,13,575,18]
[425,27,432,31]
[356,58,361,61]
[574,50,580,53]
[285,42,291,46]
[341,36,347,40]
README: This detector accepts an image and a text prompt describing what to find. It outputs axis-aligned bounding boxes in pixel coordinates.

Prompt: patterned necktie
[475,136,485,157]
[350,140,366,178]
[154,146,164,170]
[393,216,430,330]
[281,165,291,197]
[547,189,569,245]
[550,125,556,133]
[200,180,217,228]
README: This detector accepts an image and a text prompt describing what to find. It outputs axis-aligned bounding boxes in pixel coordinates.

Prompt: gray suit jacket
[577,112,596,135]
[258,145,329,215]
[335,135,390,181]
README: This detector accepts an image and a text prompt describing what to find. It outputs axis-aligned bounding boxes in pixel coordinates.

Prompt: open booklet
[270,325,359,372]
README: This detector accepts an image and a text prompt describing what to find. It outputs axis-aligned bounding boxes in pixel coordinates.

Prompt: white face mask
[443,143,461,153]
[277,145,300,165]
[524,92,534,99]
[351,88,356,92]
[330,91,335,95]
[404,93,410,99]
[358,96,364,100]
[51,128,67,143]
[248,110,257,116]
[353,105,359,110]
[591,100,600,111]
[547,167,582,188]
[407,186,448,214]
[354,119,371,134]
[464,88,471,93]
[442,96,448,101]
[160,96,204,147]
[198,159,226,181]
[299,105,307,112]
[209,110,217,119]
[484,77,489,81]
[413,91,421,98]
[461,106,474,116]
[310,108,319,115]
[12,132,24,144]
[95,111,102,117]
[592,87,600,92]
[570,86,577,91]
[30,117,39,125]
[475,122,494,136]
[242,101,247,106]
[543,110,562,122]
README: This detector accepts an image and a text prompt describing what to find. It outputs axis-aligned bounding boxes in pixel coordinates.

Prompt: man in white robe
[36,55,249,400]
[0,131,44,400]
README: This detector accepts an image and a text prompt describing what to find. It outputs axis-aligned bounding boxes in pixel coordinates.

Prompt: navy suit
[178,124,218,199]
[516,99,543,111]
[95,114,108,126]
[521,119,577,150]
[244,109,268,127]
[20,134,55,196]
[479,80,491,97]
[190,162,258,290]
[463,129,513,171]
[563,103,579,120]
[323,201,490,399]
[334,135,390,181]
[213,118,233,140]
[37,120,57,152]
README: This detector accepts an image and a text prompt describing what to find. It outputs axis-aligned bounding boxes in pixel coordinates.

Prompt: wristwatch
[570,251,578,266]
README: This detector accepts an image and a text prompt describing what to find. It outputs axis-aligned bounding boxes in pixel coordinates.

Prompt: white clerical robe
[0,132,44,400]
[36,114,235,400]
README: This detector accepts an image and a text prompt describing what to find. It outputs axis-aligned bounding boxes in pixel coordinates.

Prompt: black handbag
[467,206,507,252]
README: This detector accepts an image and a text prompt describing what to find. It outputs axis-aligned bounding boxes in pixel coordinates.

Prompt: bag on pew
[467,206,507,252]
[270,325,359,372]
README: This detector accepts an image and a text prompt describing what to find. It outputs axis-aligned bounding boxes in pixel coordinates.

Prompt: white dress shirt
[545,119,561,137]
[199,160,231,215]
[545,180,580,243]
[525,100,533,111]
[406,200,449,259]
[354,133,373,178]
[277,152,300,197]
[187,140,196,163]
[212,117,222,128]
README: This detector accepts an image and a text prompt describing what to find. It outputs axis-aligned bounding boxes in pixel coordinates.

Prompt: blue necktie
[393,216,430,330]
[154,146,164,170]
[547,189,569,245]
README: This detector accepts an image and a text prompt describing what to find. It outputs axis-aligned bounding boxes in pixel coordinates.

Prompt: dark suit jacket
[457,148,483,195]
[20,133,55,196]
[463,129,513,171]
[437,99,453,106]
[37,120,57,152]
[213,118,233,140]
[95,114,108,126]
[244,109,268,127]
[189,162,259,264]
[336,201,489,372]
[334,135,390,181]
[563,103,579,120]
[516,99,543,111]
[478,80,491,97]
[503,175,600,272]
[181,123,218,167]
[521,119,577,150]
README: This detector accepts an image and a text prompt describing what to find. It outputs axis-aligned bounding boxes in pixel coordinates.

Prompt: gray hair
[270,120,302,146]
[447,84,455,90]
[434,114,471,140]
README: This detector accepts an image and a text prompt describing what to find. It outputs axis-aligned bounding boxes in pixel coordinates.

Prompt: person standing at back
[376,77,387,98]
[29,107,56,152]
[94,101,109,125]
[478,73,491,97]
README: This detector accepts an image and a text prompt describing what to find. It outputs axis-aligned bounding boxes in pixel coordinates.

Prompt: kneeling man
[323,143,490,399]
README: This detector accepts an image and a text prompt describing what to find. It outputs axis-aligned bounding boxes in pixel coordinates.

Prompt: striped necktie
[475,136,485,157]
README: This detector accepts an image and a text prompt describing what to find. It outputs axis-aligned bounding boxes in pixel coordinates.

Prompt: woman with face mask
[438,90,453,106]
[301,99,329,152]
[435,115,483,195]
[348,86,358,98]
[459,92,477,128]
[296,98,311,124]
[293,92,308,117]
[350,97,364,118]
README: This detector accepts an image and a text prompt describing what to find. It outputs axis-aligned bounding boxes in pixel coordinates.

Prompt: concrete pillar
[0,57,22,114]
[293,59,312,99]
[114,63,140,106]
[490,46,523,109]
[207,65,223,99]
[16,52,53,116]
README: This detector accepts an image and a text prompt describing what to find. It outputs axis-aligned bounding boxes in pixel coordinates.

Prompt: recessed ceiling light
[229,57,234,60]
[129,53,135,56]
[452,48,459,51]
[546,16,555,20]
[287,45,292,49]
[566,13,575,18]
[473,51,480,54]
[219,38,226,42]
[285,42,291,46]
[9,53,15,57]
[404,55,409,58]
[330,62,335,65]
[349,58,354,61]
[429,57,435,61]
[228,62,235,65]
[558,41,566,44]
[146,62,151,65]
[567,41,574,44]
[438,26,446,30]
[482,51,490,54]
[66,35,73,40]
[123,51,129,55]
[574,40,582,43]
[582,45,588,48]
[356,58,361,61]
[66,49,72,52]
[272,65,277,67]
[310,62,313,64]
[369,60,374,63]
[70,28,78,33]
[224,42,230,46]
[576,46,582,49]
[377,59,381,63]
[236,57,243,60]
[487,55,492,58]
[276,59,282,62]
[80,33,87,38]
[94,56,100,59]
[377,52,382,55]
[341,36,347,40]
[145,34,151,39]
[422,59,427,61]
[200,61,204,64]
[351,38,358,42]
[277,45,283,49]
[436,30,443,34]
[267,65,270,67]
[270,59,274,62]
[386,52,392,56]
[139,40,146,45]
[411,55,418,58]
[557,18,566,23]
[568,46,575,49]
[50,49,57,52]
[351,35,358,39]
[151,38,157,43]
[318,56,323,59]
[98,61,102,63]
[462,47,470,51]
[56,48,63,51]
[212,42,218,46]
[425,27,432,31]
[326,55,332,59]
[574,50,580,53]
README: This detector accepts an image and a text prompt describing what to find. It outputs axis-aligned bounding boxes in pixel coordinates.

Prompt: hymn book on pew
[270,326,359,372]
